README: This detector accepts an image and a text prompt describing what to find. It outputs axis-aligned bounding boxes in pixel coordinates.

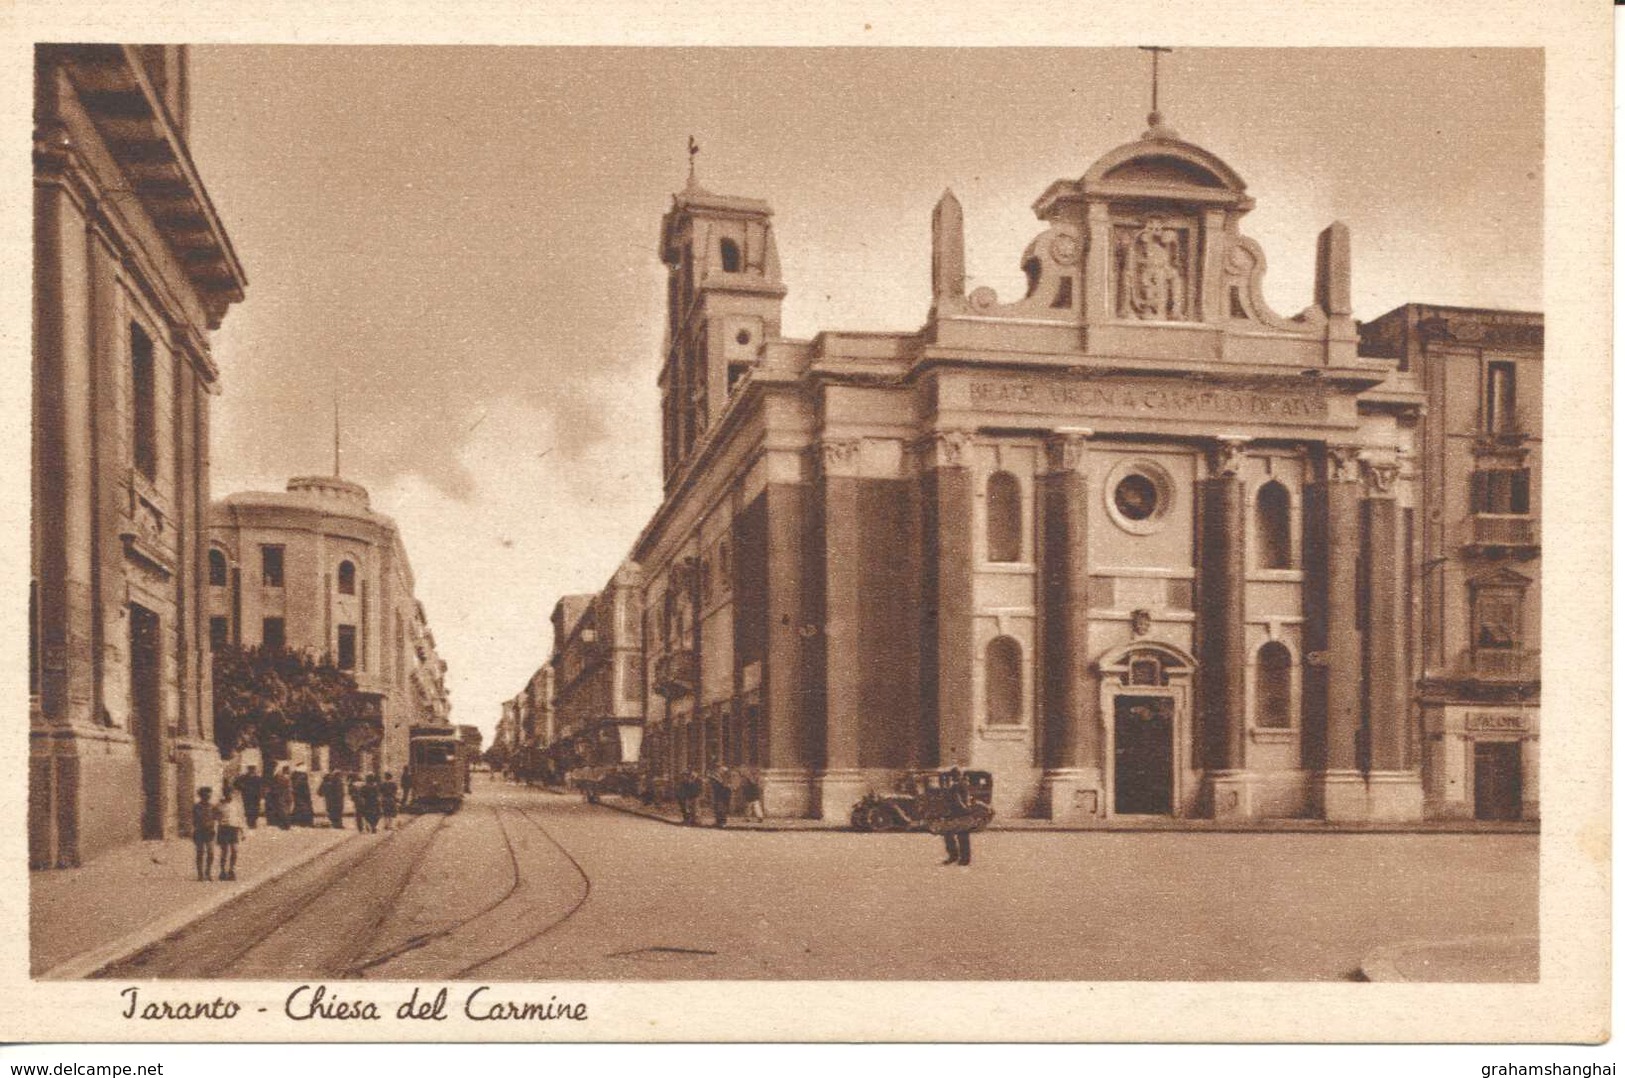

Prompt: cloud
[371,397,662,738]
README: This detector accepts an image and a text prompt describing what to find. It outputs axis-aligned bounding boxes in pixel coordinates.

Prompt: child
[216,786,245,881]
[191,787,217,881]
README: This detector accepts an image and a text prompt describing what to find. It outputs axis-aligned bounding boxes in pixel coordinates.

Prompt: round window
[736,329,752,346]
[1103,459,1176,535]
[1113,474,1159,521]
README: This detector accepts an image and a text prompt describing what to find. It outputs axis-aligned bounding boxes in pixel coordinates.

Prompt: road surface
[97,779,1537,981]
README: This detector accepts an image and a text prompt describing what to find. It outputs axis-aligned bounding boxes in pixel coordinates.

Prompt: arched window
[1256,480,1292,569]
[338,560,357,596]
[208,549,227,587]
[662,591,676,649]
[986,470,1022,563]
[1256,642,1293,729]
[985,635,1023,726]
[719,238,742,273]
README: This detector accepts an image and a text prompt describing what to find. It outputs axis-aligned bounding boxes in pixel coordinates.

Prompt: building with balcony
[1359,305,1541,821]
[31,45,248,868]
[207,475,452,776]
[548,563,645,771]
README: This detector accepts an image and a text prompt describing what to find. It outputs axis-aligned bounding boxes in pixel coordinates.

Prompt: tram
[407,725,467,813]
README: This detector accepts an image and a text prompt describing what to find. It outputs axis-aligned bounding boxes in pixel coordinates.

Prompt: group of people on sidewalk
[316,771,407,833]
[227,764,413,834]
[670,767,765,828]
[186,762,417,881]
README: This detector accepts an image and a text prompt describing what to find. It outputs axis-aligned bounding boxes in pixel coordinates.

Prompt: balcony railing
[653,648,695,699]
[1466,514,1539,556]
[1460,647,1541,682]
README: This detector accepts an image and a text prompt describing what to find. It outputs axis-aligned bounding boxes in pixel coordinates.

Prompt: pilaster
[1314,444,1367,820]
[1360,453,1423,820]
[1039,427,1103,822]
[919,429,975,769]
[815,437,862,818]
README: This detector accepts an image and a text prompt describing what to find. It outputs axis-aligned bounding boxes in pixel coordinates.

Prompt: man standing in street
[319,771,346,829]
[936,769,974,867]
[380,772,400,831]
[709,766,732,828]
[234,765,263,829]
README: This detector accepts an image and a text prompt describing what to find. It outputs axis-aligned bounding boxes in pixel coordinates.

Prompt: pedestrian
[216,785,244,881]
[677,771,699,826]
[742,770,765,822]
[234,765,263,829]
[708,766,731,828]
[347,773,366,830]
[935,769,974,867]
[319,771,345,829]
[380,772,400,831]
[399,764,413,811]
[290,769,315,827]
[268,766,293,830]
[191,787,217,881]
[360,774,382,833]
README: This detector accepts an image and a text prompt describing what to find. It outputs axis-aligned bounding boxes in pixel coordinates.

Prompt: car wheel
[864,804,898,832]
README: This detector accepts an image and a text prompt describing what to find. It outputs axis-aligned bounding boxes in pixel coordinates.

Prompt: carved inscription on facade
[962,377,1330,425]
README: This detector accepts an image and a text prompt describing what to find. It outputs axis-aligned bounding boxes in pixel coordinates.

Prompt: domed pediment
[1082,137,1248,200]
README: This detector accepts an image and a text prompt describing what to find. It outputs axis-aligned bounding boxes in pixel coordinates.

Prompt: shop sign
[1465,712,1529,733]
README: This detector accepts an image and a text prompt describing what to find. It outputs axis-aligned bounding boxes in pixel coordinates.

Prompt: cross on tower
[1138,45,1173,127]
[687,135,700,184]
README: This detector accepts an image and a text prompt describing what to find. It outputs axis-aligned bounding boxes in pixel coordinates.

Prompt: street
[97,778,1537,982]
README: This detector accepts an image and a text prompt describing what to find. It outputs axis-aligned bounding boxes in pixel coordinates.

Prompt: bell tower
[657,164,786,489]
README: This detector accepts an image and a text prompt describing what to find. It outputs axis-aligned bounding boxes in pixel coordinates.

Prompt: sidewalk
[31,822,356,978]
[1360,934,1539,982]
[595,794,1540,834]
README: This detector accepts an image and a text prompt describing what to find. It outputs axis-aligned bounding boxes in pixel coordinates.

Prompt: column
[1039,428,1102,822]
[814,436,864,819]
[1314,444,1367,819]
[1361,454,1423,820]
[761,477,810,816]
[1200,437,1254,818]
[921,430,974,768]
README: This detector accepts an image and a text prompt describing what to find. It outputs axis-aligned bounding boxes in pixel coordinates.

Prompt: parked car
[850,770,995,832]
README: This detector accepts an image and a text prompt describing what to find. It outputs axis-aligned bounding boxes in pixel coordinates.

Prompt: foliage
[212,644,379,759]
[484,741,511,771]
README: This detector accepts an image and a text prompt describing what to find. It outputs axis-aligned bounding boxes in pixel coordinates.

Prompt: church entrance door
[1113,695,1175,815]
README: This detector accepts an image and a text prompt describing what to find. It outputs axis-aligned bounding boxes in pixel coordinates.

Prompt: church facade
[621,115,1538,825]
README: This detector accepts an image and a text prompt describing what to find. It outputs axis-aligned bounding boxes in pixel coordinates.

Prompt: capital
[1208,436,1249,478]
[916,429,973,471]
[818,437,864,478]
[1325,443,1363,483]
[1360,455,1401,497]
[1043,427,1093,473]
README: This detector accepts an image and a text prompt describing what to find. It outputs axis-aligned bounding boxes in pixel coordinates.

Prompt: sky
[185,47,1542,741]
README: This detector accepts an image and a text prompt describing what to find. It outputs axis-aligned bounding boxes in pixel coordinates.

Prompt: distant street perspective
[87,776,1536,982]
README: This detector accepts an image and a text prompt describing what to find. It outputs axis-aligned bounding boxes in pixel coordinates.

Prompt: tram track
[347,802,528,975]
[94,811,451,980]
[92,791,593,981]
[445,801,593,978]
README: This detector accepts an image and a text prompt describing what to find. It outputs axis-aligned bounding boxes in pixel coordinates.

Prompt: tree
[212,643,378,762]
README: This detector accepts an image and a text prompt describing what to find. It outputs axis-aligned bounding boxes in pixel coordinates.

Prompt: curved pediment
[1082,137,1249,201]
[1101,154,1229,190]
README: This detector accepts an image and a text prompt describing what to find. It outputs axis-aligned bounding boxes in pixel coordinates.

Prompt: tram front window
[413,743,457,765]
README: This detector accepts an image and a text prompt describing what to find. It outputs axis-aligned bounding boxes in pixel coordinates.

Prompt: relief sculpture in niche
[1118,218,1187,321]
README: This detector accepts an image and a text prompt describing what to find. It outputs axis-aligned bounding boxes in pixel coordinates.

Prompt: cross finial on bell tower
[686,135,701,190]
[1138,45,1177,139]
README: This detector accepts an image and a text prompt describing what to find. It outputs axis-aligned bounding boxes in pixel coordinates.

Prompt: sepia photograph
[6,0,1612,1047]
